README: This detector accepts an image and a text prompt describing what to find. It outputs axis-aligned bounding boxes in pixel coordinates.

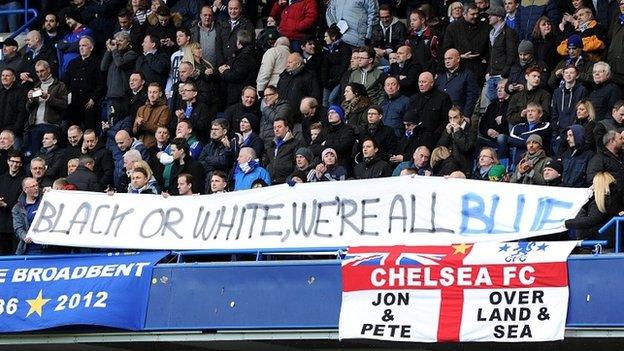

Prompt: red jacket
[270,0,319,41]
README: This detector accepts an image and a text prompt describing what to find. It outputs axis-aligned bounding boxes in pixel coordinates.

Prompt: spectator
[509,134,551,185]
[289,147,315,181]
[430,145,461,176]
[224,86,261,136]
[561,124,594,187]
[588,62,622,121]
[264,117,305,184]
[505,40,548,92]
[35,131,64,180]
[307,147,347,182]
[548,34,594,89]
[219,30,259,107]
[113,130,148,188]
[531,16,559,72]
[551,65,589,153]
[300,97,327,145]
[13,177,44,255]
[134,34,170,86]
[278,53,321,119]
[171,0,203,29]
[234,114,264,160]
[232,147,272,190]
[348,46,384,104]
[484,6,518,104]
[176,173,195,196]
[127,72,148,120]
[320,24,351,107]
[64,125,83,162]
[0,130,15,175]
[21,30,59,88]
[0,68,27,145]
[515,0,561,41]
[606,3,624,86]
[443,4,490,84]
[259,85,292,148]
[406,9,439,73]
[163,138,205,195]
[356,105,397,162]
[436,48,479,119]
[0,38,25,75]
[342,82,372,131]
[542,159,564,186]
[66,155,103,192]
[437,106,474,175]
[116,8,146,51]
[270,0,319,48]
[509,102,552,162]
[170,81,211,143]
[165,28,192,96]
[25,60,68,158]
[64,36,105,130]
[371,5,407,60]
[570,99,596,152]
[565,172,622,241]
[57,9,94,79]
[300,36,322,78]
[208,170,228,194]
[408,72,453,151]
[0,151,24,255]
[310,105,356,172]
[325,0,378,47]
[557,7,606,62]
[588,130,624,191]
[198,118,234,176]
[190,5,220,67]
[145,5,181,57]
[128,166,159,194]
[135,82,169,148]
[42,13,65,48]
[101,31,139,112]
[257,36,290,95]
[504,0,519,30]
[116,149,142,192]
[594,100,624,152]
[392,145,432,176]
[388,45,422,97]
[81,129,114,189]
[474,147,499,180]
[479,80,510,165]
[174,120,203,160]
[353,138,392,179]
[506,65,551,125]
[67,158,78,175]
[217,0,255,65]
[380,76,410,138]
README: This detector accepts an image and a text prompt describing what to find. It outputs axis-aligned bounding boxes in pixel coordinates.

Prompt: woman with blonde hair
[565,172,622,241]
[430,146,460,177]
[127,161,160,194]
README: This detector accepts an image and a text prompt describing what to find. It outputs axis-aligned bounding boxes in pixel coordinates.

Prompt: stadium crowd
[0,0,624,254]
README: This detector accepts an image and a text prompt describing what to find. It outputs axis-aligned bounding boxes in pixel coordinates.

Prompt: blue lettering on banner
[0,251,167,332]
[460,193,528,235]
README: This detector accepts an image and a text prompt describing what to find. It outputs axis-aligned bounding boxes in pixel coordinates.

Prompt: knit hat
[403,110,420,124]
[486,6,505,18]
[543,159,563,175]
[65,8,83,24]
[526,134,543,146]
[321,147,337,160]
[567,34,583,49]
[295,147,313,164]
[518,40,534,54]
[488,165,506,181]
[240,113,259,132]
[328,105,345,122]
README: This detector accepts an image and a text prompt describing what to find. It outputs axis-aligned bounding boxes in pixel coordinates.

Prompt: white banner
[27,177,590,250]
[339,241,577,342]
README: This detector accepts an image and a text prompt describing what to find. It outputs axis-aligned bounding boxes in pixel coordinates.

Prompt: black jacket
[36,145,65,180]
[310,122,356,170]
[217,16,255,65]
[587,147,624,190]
[0,169,24,233]
[321,40,352,89]
[64,54,106,109]
[442,19,489,79]
[488,25,519,77]
[356,122,398,162]
[565,183,622,241]
[277,66,321,120]
[87,142,114,188]
[224,102,262,135]
[66,165,103,192]
[388,60,422,97]
[166,156,206,195]
[264,132,305,184]
[353,155,392,179]
[589,81,622,121]
[134,50,170,87]
[0,83,27,135]
[221,46,259,107]
[408,89,452,151]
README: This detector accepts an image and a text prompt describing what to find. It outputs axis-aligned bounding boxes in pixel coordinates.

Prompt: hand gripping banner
[339,241,577,342]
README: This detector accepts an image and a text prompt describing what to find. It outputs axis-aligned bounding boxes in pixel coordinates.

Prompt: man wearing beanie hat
[548,34,593,88]
[506,40,548,93]
[295,147,314,170]
[484,5,518,103]
[310,104,356,174]
[510,132,551,185]
[57,9,94,79]
[543,159,564,186]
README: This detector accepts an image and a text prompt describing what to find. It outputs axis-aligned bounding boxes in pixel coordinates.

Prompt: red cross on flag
[339,241,577,342]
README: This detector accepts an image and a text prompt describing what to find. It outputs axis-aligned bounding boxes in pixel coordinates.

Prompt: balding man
[21,30,59,87]
[65,36,105,130]
[113,130,149,189]
[435,48,479,118]
[408,72,452,150]
[300,97,327,144]
[233,147,271,190]
[388,45,422,97]
[277,52,321,119]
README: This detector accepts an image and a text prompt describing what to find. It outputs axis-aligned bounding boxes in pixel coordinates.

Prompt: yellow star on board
[26,290,50,317]
[452,243,472,255]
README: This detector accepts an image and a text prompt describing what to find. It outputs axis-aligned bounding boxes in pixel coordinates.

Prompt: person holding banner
[12,178,44,255]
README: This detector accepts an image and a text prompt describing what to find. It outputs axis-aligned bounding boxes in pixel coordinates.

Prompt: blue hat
[328,105,345,122]
[567,34,583,49]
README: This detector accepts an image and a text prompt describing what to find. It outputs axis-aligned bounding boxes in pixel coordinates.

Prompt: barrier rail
[0,0,38,38]
[598,216,624,253]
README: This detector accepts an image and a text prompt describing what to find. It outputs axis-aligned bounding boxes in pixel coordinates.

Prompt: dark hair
[237,30,253,46]
[171,137,190,155]
[368,105,383,115]
[177,27,191,37]
[178,173,193,185]
[7,150,21,160]
[1,67,16,77]
[117,8,132,19]
[274,116,291,130]
[130,71,146,80]
[212,118,229,130]
[301,35,315,45]
[362,137,379,149]
[43,130,59,141]
[357,45,375,60]
[178,119,193,129]
[379,4,393,13]
[409,9,427,23]
[326,24,342,41]
[212,170,227,181]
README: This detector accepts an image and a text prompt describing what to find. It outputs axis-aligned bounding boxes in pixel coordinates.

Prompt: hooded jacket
[551,82,588,138]
[562,124,594,187]
[370,17,408,53]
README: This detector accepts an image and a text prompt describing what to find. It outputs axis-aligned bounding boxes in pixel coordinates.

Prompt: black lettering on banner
[163,208,184,239]
[372,292,410,306]
[139,209,165,238]
[192,206,212,240]
[314,199,338,238]
[67,202,91,234]
[388,195,407,233]
[339,199,359,236]
[90,205,110,234]
[360,323,412,338]
[245,203,263,239]
[289,201,317,241]
[260,204,284,236]
[105,205,134,237]
[410,193,454,233]
[234,206,247,240]
[215,205,238,240]
[31,200,65,234]
[361,198,380,236]
[494,325,533,338]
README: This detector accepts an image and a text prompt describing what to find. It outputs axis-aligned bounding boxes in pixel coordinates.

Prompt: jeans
[484,75,502,105]
[0,2,20,33]
[323,86,341,107]
[478,134,509,158]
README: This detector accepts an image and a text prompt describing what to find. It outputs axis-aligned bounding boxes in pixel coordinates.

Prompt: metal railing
[0,0,38,38]
[599,216,624,253]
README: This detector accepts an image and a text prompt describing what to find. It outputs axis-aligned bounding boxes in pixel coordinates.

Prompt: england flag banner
[339,241,577,342]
